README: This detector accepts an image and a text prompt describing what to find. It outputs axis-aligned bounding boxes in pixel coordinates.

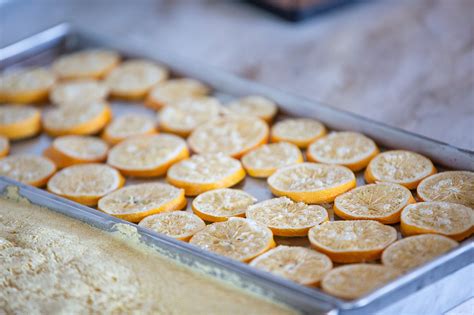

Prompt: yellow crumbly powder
[0,188,296,315]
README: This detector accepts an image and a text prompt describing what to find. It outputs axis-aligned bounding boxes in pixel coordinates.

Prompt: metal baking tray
[1,24,473,315]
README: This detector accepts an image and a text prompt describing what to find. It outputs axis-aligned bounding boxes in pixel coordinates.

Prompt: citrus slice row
[0,67,56,103]
[50,79,109,106]
[0,105,41,140]
[0,154,56,187]
[226,95,277,123]
[102,114,157,145]
[139,211,205,241]
[271,118,326,149]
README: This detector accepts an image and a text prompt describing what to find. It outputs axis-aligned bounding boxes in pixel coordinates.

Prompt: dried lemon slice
[267,163,356,204]
[241,142,303,178]
[0,67,55,103]
[321,264,400,300]
[271,118,326,149]
[307,132,379,171]
[250,245,332,286]
[52,49,120,80]
[102,114,157,145]
[167,154,246,196]
[42,101,112,137]
[417,171,474,209]
[189,217,275,262]
[50,79,109,106]
[105,59,168,100]
[98,182,186,223]
[0,105,41,140]
[246,197,328,237]
[0,154,56,187]
[401,201,474,241]
[382,234,458,272]
[0,136,9,158]
[139,211,205,241]
[188,116,269,158]
[192,188,257,222]
[226,96,277,122]
[145,78,210,110]
[158,97,222,137]
[107,134,189,177]
[365,150,436,189]
[333,183,415,224]
[43,135,109,168]
[47,163,124,206]
[308,220,397,263]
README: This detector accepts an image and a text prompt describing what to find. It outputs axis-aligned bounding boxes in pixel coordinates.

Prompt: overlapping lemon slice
[158,97,222,137]
[0,67,56,103]
[365,150,436,189]
[188,116,269,158]
[145,78,210,110]
[50,79,109,106]
[52,49,120,80]
[333,183,415,224]
[0,154,56,187]
[382,234,458,272]
[246,197,328,237]
[0,105,41,140]
[242,142,303,178]
[102,114,157,145]
[47,163,124,206]
[107,134,188,177]
[308,220,397,263]
[250,246,332,286]
[307,132,379,171]
[98,182,186,223]
[417,171,474,209]
[321,264,400,300]
[192,188,257,222]
[0,136,9,158]
[139,211,205,241]
[167,154,246,196]
[271,118,326,149]
[226,96,278,123]
[401,201,474,241]
[267,163,356,204]
[105,59,168,100]
[189,217,275,262]
[43,135,109,168]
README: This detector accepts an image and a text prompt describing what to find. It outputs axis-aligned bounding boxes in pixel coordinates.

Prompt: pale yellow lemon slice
[271,118,326,149]
[50,79,108,106]
[139,211,205,241]
[0,136,9,158]
[0,67,55,103]
[0,105,41,140]
[0,154,56,187]
[102,114,157,145]
[226,95,277,123]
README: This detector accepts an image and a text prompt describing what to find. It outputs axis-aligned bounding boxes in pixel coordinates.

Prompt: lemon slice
[102,114,157,145]
[189,217,275,262]
[242,142,303,178]
[44,135,109,168]
[42,101,112,137]
[0,67,55,103]
[0,105,41,140]
[98,182,186,223]
[167,154,246,196]
[145,78,210,110]
[308,220,397,263]
[382,234,458,272]
[307,132,379,171]
[105,59,168,100]
[192,188,257,222]
[107,134,189,177]
[188,116,269,158]
[50,79,109,106]
[47,163,124,206]
[158,97,222,137]
[365,150,436,189]
[139,211,205,241]
[226,96,278,122]
[401,201,474,241]
[0,136,9,158]
[271,118,326,149]
[250,245,332,286]
[0,154,56,187]
[417,171,474,209]
[267,162,356,204]
[321,264,400,300]
[52,49,120,80]
[246,197,328,237]
[333,183,415,224]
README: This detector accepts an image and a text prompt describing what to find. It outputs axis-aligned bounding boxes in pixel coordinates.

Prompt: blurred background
[1,0,472,151]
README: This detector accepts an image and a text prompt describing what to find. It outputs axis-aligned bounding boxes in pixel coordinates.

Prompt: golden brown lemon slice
[0,154,56,187]
[0,136,9,158]
[139,211,205,241]
[50,79,109,106]
[102,114,157,145]
[271,118,326,149]
[0,67,55,103]
[0,105,41,140]
[226,95,277,122]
